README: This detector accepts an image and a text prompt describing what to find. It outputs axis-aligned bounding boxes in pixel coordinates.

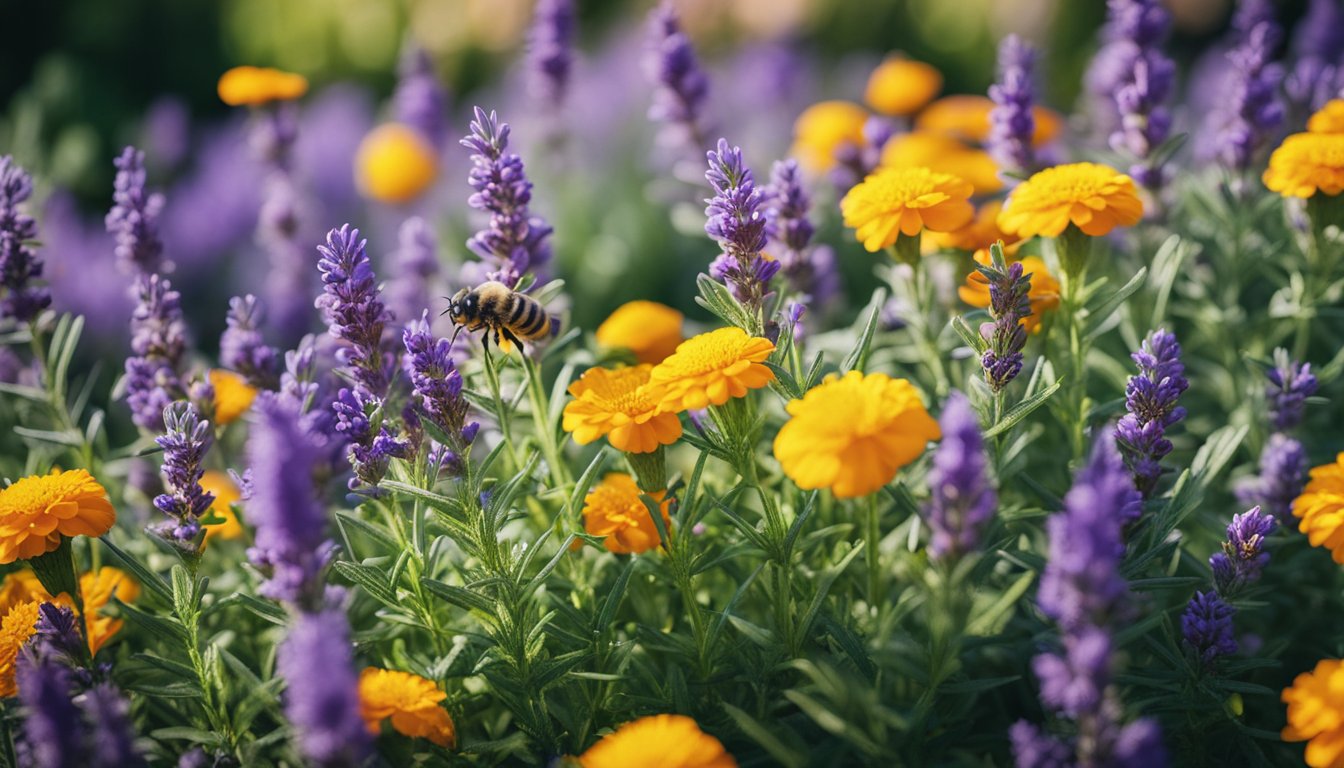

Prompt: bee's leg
[480,327,492,352]
[501,327,524,349]
[493,327,505,348]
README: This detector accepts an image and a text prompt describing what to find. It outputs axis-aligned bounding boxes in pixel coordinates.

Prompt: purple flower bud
[220,294,279,389]
[0,156,52,322]
[277,610,371,767]
[152,401,215,549]
[645,3,710,155]
[1182,590,1237,665]
[124,274,188,431]
[704,139,775,314]
[924,392,996,560]
[1115,329,1188,498]
[1010,720,1075,768]
[105,146,167,276]
[1210,505,1275,595]
[527,0,574,112]
[1266,349,1317,432]
[979,260,1032,392]
[395,44,448,149]
[1211,8,1286,171]
[1033,625,1111,718]
[988,35,1038,175]
[315,225,391,397]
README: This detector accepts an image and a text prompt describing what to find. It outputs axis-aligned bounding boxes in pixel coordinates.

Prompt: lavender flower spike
[395,43,449,149]
[277,610,372,767]
[925,391,996,561]
[1210,505,1276,596]
[1115,328,1188,498]
[105,146,167,276]
[988,35,1037,176]
[81,684,148,767]
[1266,348,1318,432]
[315,225,391,396]
[461,107,554,288]
[124,273,187,430]
[1213,4,1285,172]
[384,216,441,328]
[645,2,710,155]
[528,0,575,111]
[404,312,473,452]
[704,139,777,314]
[0,155,51,323]
[1235,433,1308,522]
[764,159,838,310]
[978,248,1032,392]
[1286,0,1344,111]
[152,401,215,547]
[220,294,280,389]
[17,653,85,768]
[1182,591,1237,666]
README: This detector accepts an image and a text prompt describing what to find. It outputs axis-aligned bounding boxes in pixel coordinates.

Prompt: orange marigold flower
[200,470,244,544]
[0,601,40,697]
[915,94,1062,146]
[841,167,975,251]
[644,327,775,413]
[1283,658,1344,767]
[359,668,456,748]
[595,301,684,365]
[81,567,140,656]
[998,162,1143,238]
[581,473,672,555]
[879,132,1002,195]
[0,469,116,564]
[959,252,1060,333]
[217,66,308,107]
[563,365,683,454]
[580,714,736,768]
[1308,100,1344,134]
[931,200,1018,253]
[791,100,869,173]
[773,371,940,499]
[355,123,439,204]
[864,57,942,116]
[1263,132,1344,198]
[1293,452,1344,562]
[209,369,257,426]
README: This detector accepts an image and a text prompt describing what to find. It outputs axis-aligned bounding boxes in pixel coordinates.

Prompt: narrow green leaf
[99,537,173,604]
[1085,266,1148,337]
[331,561,401,610]
[966,570,1035,636]
[722,703,806,768]
[841,288,887,374]
[983,379,1063,438]
[421,578,496,614]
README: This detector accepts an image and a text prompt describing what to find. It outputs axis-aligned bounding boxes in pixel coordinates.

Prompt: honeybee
[443,281,555,350]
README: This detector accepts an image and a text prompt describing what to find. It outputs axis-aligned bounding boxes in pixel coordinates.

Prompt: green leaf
[421,578,496,614]
[951,315,986,352]
[1086,266,1148,337]
[966,570,1035,636]
[331,561,401,610]
[380,480,459,515]
[940,675,1021,694]
[151,726,223,744]
[220,592,288,626]
[764,362,804,400]
[841,288,887,374]
[595,557,636,632]
[797,543,864,640]
[99,537,173,604]
[13,426,83,446]
[983,379,1063,438]
[170,565,196,621]
[722,703,806,768]
[334,510,399,553]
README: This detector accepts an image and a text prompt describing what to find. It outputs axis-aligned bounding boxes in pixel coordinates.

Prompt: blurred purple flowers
[1267,349,1318,432]
[1087,0,1174,190]
[924,391,995,560]
[106,146,168,277]
[1115,329,1188,498]
[383,216,441,328]
[1212,2,1285,171]
[277,610,371,767]
[1236,433,1308,522]
[528,0,575,112]
[0,155,51,323]
[152,401,215,547]
[764,159,837,315]
[396,44,449,150]
[645,2,709,156]
[221,294,280,389]
[988,35,1037,176]
[1286,0,1344,111]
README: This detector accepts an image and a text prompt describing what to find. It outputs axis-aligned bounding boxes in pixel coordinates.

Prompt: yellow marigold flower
[1293,453,1344,562]
[580,714,736,768]
[773,371,940,499]
[209,369,257,426]
[1283,658,1344,767]
[81,567,139,656]
[841,167,975,251]
[0,601,40,697]
[355,123,439,204]
[0,469,116,564]
[864,57,941,116]
[1308,100,1344,134]
[931,200,1017,253]
[217,66,308,107]
[1264,132,1344,198]
[791,100,869,173]
[582,474,672,555]
[200,469,244,544]
[879,132,1002,195]
[0,570,42,616]
[644,327,775,413]
[998,162,1143,239]
[595,301,684,365]
[959,252,1060,333]
[563,365,683,454]
[915,94,1062,147]
[359,668,456,748]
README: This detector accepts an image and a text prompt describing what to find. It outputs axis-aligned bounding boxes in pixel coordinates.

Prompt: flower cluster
[1210,506,1276,596]
[124,274,188,430]
[1237,433,1309,522]
[220,294,279,389]
[403,311,475,473]
[1212,2,1285,171]
[527,0,574,113]
[1285,0,1344,112]
[359,668,457,747]
[105,146,167,277]
[922,391,994,560]
[395,44,448,149]
[316,225,391,394]
[151,401,215,547]
[0,470,116,566]
[1115,328,1188,498]
[1293,453,1344,564]
[763,159,837,317]
[1087,0,1174,189]
[1181,591,1237,667]
[0,155,50,323]
[645,3,709,155]
[978,255,1032,392]
[987,35,1037,177]
[1267,349,1319,432]
[580,473,673,555]
[704,139,777,313]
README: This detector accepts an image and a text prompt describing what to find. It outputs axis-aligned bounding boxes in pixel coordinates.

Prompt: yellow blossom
[1293,453,1344,562]
[791,101,869,173]
[359,668,456,748]
[841,167,975,251]
[595,301,684,365]
[1308,100,1344,134]
[773,371,940,499]
[217,66,308,107]
[581,473,672,555]
[998,162,1143,239]
[1283,658,1344,767]
[0,469,115,564]
[959,252,1060,333]
[931,200,1018,253]
[200,470,244,544]
[1263,132,1344,198]
[915,94,1062,146]
[355,123,439,204]
[864,57,941,116]
[0,601,39,697]
[579,714,737,768]
[562,365,683,454]
[209,369,257,426]
[0,567,138,656]
[879,132,1003,195]
[644,327,775,413]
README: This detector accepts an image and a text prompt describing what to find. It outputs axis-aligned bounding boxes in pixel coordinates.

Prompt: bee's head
[444,287,475,324]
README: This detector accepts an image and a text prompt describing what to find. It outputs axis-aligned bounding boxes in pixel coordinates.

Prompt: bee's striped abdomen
[513,295,551,340]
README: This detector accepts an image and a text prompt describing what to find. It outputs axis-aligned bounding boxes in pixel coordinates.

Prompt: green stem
[1056,236,1090,463]
[912,258,950,397]
[481,344,523,474]
[865,494,882,614]
[522,354,571,489]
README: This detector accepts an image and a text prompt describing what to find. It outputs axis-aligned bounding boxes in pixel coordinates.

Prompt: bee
[443,281,555,350]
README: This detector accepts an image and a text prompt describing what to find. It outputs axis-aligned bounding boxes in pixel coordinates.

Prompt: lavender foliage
[704,139,777,312]
[1182,591,1237,666]
[395,44,448,149]
[124,274,187,430]
[1235,434,1308,522]
[924,391,996,560]
[1212,5,1285,171]
[277,610,372,768]
[645,2,709,154]
[1087,0,1175,189]
[220,294,280,389]
[978,258,1031,392]
[1210,506,1275,596]
[988,35,1037,175]
[1115,329,1188,498]
[315,225,391,396]
[0,155,51,323]
[105,146,167,276]
[1266,349,1318,432]
[152,401,215,547]
[528,0,575,111]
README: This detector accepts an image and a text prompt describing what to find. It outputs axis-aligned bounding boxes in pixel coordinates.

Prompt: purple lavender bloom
[704,139,777,312]
[396,44,449,149]
[1212,5,1285,172]
[1182,590,1237,665]
[645,3,710,155]
[0,155,51,323]
[528,0,575,111]
[1115,329,1188,498]
[988,35,1038,176]
[152,401,215,547]
[1210,506,1275,595]
[1038,434,1139,631]
[221,294,280,389]
[1033,625,1112,718]
[315,225,391,396]
[829,116,894,193]
[277,610,372,768]
[17,654,84,768]
[140,98,191,171]
[1112,719,1169,768]
[978,259,1032,392]
[332,386,409,489]
[1286,0,1344,110]
[1009,721,1074,768]
[403,312,473,455]
[246,392,335,609]
[1235,434,1308,521]
[124,274,187,430]
[383,216,440,327]
[258,171,313,344]
[1266,349,1318,432]
[763,159,838,309]
[27,604,85,670]
[82,684,145,767]
[924,391,996,560]
[461,107,554,288]
[105,146,168,276]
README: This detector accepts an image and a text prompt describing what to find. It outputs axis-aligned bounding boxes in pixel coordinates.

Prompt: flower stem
[480,343,522,474]
[865,493,882,613]
[522,354,571,489]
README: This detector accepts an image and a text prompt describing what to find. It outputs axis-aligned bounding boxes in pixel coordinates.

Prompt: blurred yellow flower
[959,252,1060,333]
[774,371,939,499]
[595,301,684,365]
[645,327,774,413]
[355,123,439,204]
[0,601,39,697]
[562,365,683,454]
[579,713,736,768]
[1282,658,1344,767]
[359,668,456,748]
[0,567,138,656]
[1293,453,1344,562]
[931,200,1017,253]
[1264,132,1344,198]
[791,100,869,173]
[0,469,116,564]
[200,470,244,544]
[217,66,308,107]
[581,473,672,555]
[209,369,257,426]
[841,167,975,251]
[998,162,1143,238]
[879,131,1002,195]
[1308,100,1344,134]
[915,94,1062,147]
[864,57,941,116]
